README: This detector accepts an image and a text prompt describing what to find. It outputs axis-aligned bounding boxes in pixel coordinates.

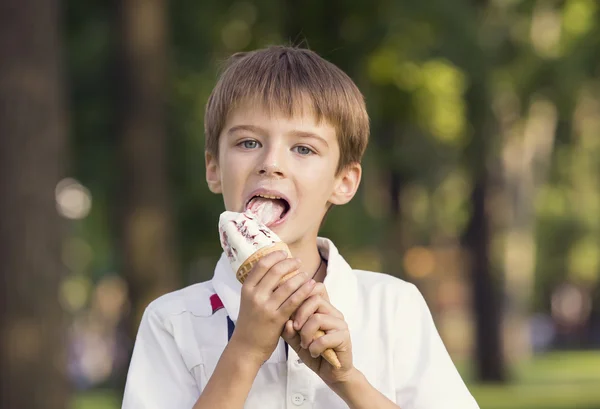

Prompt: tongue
[247,197,286,226]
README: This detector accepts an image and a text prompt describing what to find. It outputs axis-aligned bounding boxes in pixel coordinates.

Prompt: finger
[281,320,314,366]
[307,282,330,302]
[293,295,342,332]
[282,319,299,346]
[299,313,347,350]
[244,250,289,287]
[277,278,316,317]
[271,271,311,307]
[255,257,301,292]
[308,330,349,359]
[289,282,330,322]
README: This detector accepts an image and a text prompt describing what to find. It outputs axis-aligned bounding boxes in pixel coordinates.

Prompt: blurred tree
[0,0,70,407]
[362,0,508,381]
[462,74,506,382]
[460,0,506,382]
[115,0,180,338]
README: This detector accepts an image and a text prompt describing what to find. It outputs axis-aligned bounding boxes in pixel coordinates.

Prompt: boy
[122,46,479,409]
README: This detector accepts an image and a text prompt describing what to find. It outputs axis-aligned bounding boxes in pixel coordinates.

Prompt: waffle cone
[235,242,342,369]
[236,242,294,284]
[315,330,342,369]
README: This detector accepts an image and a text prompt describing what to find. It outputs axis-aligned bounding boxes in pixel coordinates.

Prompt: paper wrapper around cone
[236,242,342,369]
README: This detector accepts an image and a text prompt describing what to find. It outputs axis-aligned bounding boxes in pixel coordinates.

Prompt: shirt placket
[285,347,313,409]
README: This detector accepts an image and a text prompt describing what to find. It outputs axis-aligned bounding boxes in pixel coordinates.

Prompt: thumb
[282,320,301,351]
[282,320,320,371]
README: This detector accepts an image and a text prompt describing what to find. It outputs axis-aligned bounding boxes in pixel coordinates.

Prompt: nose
[257,145,285,178]
[258,164,284,177]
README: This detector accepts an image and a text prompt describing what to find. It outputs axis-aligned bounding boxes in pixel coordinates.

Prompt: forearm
[330,369,401,409]
[192,339,262,409]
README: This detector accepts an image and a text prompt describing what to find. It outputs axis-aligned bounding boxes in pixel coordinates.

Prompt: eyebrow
[227,125,266,136]
[289,130,329,147]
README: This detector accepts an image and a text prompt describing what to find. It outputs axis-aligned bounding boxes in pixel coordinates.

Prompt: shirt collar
[211,237,358,324]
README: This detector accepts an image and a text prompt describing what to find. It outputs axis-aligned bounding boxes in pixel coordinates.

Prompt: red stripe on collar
[210,293,224,314]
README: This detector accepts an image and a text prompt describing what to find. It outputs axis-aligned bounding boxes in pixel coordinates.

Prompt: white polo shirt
[122,238,479,409]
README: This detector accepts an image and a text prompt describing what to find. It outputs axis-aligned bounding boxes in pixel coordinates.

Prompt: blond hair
[204,46,369,173]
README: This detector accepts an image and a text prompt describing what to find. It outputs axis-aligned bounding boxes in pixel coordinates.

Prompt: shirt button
[291,393,305,405]
[295,358,303,365]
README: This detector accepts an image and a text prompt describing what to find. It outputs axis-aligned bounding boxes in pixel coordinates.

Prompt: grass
[468,351,600,409]
[74,351,600,409]
[73,390,120,409]
[472,383,600,409]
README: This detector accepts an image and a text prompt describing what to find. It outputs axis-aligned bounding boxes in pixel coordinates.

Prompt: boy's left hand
[281,283,355,386]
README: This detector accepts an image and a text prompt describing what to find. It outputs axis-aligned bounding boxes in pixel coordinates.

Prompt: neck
[288,237,327,283]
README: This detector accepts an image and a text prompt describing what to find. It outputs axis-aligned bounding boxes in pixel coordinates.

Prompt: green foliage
[65,0,600,327]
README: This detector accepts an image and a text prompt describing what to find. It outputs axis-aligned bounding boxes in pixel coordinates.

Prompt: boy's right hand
[230,250,316,364]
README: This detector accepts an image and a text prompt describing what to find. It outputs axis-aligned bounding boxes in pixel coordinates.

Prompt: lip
[244,188,293,228]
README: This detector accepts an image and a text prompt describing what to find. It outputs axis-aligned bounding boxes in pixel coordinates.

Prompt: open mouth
[245,194,291,226]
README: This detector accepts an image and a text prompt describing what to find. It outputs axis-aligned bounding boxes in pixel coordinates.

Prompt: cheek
[300,174,337,204]
[220,153,250,182]
[300,160,335,180]
[218,161,244,202]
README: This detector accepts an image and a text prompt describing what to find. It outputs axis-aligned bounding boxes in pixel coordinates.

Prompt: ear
[205,150,222,194]
[329,162,362,205]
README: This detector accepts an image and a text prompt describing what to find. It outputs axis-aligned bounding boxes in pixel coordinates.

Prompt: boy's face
[205,101,361,246]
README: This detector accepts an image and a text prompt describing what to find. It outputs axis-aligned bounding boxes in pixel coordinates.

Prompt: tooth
[255,194,282,200]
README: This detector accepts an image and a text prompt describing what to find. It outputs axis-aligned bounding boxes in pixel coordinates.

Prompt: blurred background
[1,0,600,408]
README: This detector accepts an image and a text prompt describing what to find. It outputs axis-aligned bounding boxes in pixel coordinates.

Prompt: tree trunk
[116,0,179,339]
[462,180,505,381]
[462,80,506,382]
[0,0,70,408]
[382,123,406,278]
[457,0,507,381]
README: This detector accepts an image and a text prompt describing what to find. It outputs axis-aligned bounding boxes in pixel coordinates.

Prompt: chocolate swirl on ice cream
[218,211,281,276]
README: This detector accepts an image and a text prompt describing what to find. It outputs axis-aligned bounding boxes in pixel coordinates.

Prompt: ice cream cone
[236,242,294,284]
[313,330,342,368]
[235,242,342,369]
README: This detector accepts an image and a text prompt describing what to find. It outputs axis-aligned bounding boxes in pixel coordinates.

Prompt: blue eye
[241,140,259,149]
[294,146,314,155]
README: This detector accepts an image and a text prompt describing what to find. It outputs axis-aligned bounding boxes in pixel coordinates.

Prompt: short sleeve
[395,284,480,409]
[122,306,200,409]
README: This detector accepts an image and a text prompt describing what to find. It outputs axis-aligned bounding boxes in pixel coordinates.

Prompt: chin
[274,225,317,247]
[270,224,296,244]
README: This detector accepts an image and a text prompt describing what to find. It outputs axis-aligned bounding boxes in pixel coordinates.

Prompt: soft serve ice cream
[218,210,284,278]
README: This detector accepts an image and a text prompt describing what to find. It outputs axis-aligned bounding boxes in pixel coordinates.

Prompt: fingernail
[309,279,316,285]
[293,321,299,330]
